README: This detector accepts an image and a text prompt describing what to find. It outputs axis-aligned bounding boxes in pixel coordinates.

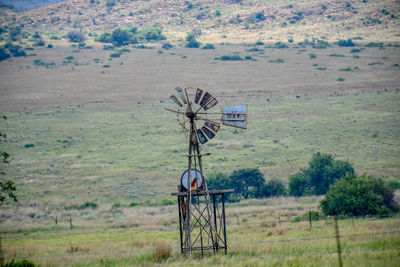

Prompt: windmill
[167,87,247,255]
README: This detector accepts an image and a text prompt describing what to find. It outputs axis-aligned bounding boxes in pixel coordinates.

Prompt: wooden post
[334,217,343,267]
[309,210,312,229]
[278,213,281,226]
[236,214,240,225]
[69,217,72,229]
[55,215,57,225]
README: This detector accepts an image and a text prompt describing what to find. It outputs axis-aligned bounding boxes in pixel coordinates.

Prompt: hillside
[0,0,399,43]
[0,0,66,12]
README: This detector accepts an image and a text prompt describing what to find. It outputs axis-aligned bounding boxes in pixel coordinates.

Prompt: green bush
[387,179,400,190]
[258,180,287,197]
[129,201,139,207]
[268,58,284,63]
[230,168,265,199]
[289,152,354,196]
[289,173,311,197]
[3,259,36,267]
[110,53,121,58]
[0,47,10,61]
[67,31,85,43]
[217,55,243,61]
[337,39,356,47]
[309,53,316,59]
[185,32,200,48]
[321,175,396,216]
[162,43,173,49]
[202,43,215,49]
[292,211,321,222]
[112,28,132,46]
[97,32,113,43]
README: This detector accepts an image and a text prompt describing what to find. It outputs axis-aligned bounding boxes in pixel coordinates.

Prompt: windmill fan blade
[199,92,212,107]
[196,129,208,144]
[170,95,183,107]
[195,88,203,104]
[175,87,187,104]
[222,104,247,129]
[204,98,218,110]
[202,126,215,139]
[205,122,220,132]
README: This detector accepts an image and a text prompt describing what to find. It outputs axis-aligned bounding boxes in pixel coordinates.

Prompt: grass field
[1,42,400,265]
[2,197,400,266]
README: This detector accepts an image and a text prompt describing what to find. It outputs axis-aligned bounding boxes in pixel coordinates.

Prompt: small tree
[258,179,287,197]
[230,168,265,199]
[67,30,85,43]
[288,152,354,196]
[112,28,131,46]
[321,175,396,216]
[289,173,310,197]
[185,32,200,48]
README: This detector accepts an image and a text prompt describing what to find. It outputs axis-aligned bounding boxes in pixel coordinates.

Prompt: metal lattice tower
[167,87,247,255]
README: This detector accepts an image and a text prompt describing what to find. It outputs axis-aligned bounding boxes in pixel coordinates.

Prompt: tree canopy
[289,152,354,196]
[320,175,396,216]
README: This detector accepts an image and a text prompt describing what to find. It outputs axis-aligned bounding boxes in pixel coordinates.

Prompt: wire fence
[2,212,398,240]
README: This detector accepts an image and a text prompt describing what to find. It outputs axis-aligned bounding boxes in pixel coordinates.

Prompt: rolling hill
[0,0,399,43]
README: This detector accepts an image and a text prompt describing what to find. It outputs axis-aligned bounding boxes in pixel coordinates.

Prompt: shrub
[274,42,288,48]
[112,29,131,46]
[269,58,284,63]
[3,259,36,267]
[32,39,45,47]
[321,175,396,216]
[309,53,316,59]
[292,211,321,222]
[24,143,35,148]
[110,53,121,58]
[365,42,384,48]
[387,179,400,190]
[106,0,115,7]
[0,47,10,61]
[337,78,345,82]
[289,173,311,197]
[67,31,85,43]
[185,32,200,48]
[202,43,215,49]
[230,168,265,199]
[337,39,356,47]
[162,43,173,49]
[289,152,354,196]
[47,44,53,48]
[97,32,113,43]
[218,55,243,61]
[139,27,166,42]
[9,44,26,57]
[329,53,345,57]
[350,48,361,53]
[258,180,287,197]
[216,10,221,16]
[129,201,139,207]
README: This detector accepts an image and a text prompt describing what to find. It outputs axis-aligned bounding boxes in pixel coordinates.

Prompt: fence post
[55,215,58,225]
[334,217,343,267]
[309,210,312,229]
[278,213,281,226]
[69,217,72,229]
[236,214,240,225]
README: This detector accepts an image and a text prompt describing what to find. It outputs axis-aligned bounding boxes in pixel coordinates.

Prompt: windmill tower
[166,87,247,255]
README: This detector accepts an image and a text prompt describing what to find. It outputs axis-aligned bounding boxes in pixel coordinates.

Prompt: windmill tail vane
[167,87,247,255]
